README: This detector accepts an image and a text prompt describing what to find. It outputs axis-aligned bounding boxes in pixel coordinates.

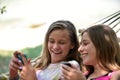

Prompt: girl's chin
[83,61,89,65]
[51,59,62,63]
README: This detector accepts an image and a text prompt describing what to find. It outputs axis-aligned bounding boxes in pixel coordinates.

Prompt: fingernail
[18,60,21,63]
[19,66,23,69]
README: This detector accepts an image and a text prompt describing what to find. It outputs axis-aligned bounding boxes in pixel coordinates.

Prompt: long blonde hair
[34,20,82,70]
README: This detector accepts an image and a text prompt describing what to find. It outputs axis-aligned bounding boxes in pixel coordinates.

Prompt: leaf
[0,6,6,14]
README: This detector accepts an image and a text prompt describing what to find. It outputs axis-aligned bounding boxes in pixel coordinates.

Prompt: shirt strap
[108,71,115,78]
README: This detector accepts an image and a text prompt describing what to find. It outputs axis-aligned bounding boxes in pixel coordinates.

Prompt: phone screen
[16,54,27,65]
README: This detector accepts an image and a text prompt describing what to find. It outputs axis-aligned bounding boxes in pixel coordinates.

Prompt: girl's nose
[53,43,59,50]
[78,45,84,53]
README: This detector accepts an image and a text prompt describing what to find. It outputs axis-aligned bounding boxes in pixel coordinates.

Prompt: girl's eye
[81,40,88,45]
[48,38,66,44]
[59,41,65,45]
[48,39,54,43]
[83,42,88,45]
[84,43,87,45]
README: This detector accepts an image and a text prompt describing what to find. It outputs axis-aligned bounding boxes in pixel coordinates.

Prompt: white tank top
[36,63,62,80]
[36,60,79,80]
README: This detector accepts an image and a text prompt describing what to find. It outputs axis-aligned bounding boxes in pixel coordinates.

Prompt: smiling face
[48,29,74,63]
[78,32,97,66]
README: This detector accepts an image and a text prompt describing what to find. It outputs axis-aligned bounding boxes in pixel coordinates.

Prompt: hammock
[79,10,120,42]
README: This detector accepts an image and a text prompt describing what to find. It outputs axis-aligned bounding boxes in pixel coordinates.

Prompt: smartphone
[62,62,71,67]
[16,54,27,65]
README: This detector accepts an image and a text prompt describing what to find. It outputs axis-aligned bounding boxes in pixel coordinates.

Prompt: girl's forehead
[49,29,70,37]
[81,32,92,42]
[50,29,69,34]
[82,32,89,39]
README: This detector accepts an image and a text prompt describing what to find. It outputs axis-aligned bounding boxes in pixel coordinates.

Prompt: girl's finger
[62,64,71,71]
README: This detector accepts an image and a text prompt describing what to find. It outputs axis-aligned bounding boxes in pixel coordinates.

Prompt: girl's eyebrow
[81,38,85,42]
[81,39,89,44]
[82,38,89,41]
[82,39,87,41]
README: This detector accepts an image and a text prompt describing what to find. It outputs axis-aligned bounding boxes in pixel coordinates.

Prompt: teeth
[54,51,61,54]
[81,54,87,57]
[53,52,61,54]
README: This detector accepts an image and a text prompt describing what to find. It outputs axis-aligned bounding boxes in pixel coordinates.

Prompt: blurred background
[0,0,120,74]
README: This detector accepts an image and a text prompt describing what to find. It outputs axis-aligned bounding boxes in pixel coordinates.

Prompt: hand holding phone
[62,60,80,69]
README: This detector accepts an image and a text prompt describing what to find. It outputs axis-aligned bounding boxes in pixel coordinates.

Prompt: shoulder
[36,69,42,74]
[110,70,120,80]
[35,68,42,76]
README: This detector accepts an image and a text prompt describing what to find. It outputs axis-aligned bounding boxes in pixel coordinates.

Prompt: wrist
[9,74,19,80]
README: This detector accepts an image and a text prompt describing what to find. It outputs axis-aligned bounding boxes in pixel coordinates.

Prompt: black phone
[16,54,27,65]
[62,62,71,67]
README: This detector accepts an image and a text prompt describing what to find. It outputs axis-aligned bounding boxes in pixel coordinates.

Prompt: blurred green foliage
[0,0,6,14]
[0,6,6,14]
[0,45,42,74]
[21,45,42,59]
